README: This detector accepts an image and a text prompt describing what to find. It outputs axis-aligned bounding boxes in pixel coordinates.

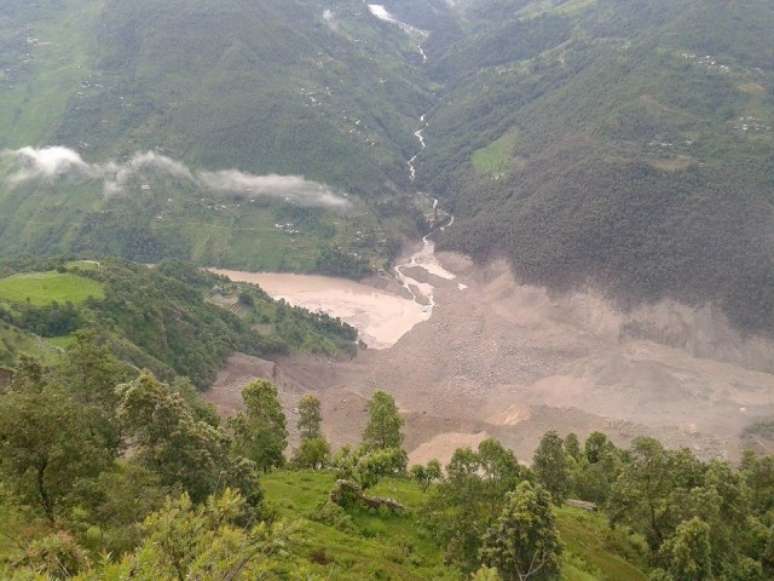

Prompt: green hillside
[0,0,430,191]
[0,259,357,387]
[1,353,769,579]
[0,272,104,306]
[421,0,774,334]
[2,0,773,334]
[0,0,433,276]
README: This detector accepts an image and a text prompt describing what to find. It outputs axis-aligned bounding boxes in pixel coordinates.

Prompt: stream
[212,9,460,349]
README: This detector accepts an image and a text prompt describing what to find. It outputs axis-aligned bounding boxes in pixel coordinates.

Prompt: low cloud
[101,151,195,196]
[2,146,350,209]
[199,170,350,208]
[3,146,92,183]
[322,9,339,32]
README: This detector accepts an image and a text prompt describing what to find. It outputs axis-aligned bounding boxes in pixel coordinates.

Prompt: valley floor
[208,252,774,464]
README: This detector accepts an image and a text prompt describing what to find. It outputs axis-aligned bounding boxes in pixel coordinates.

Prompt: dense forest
[420,0,774,335]
[0,343,772,579]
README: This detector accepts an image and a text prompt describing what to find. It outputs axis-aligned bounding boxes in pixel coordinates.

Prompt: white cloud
[3,146,92,183]
[2,146,350,209]
[101,151,195,195]
[322,8,338,31]
[199,169,350,208]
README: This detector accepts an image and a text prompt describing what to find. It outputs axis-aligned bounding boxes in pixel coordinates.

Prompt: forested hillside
[421,0,774,334]
[0,350,772,579]
[0,0,432,274]
[0,259,356,386]
[2,0,773,328]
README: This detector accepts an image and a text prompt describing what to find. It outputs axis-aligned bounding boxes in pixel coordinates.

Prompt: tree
[411,459,443,491]
[0,387,114,522]
[572,433,622,504]
[425,441,527,573]
[584,431,610,464]
[659,518,712,581]
[24,531,91,578]
[480,481,563,581]
[564,433,581,461]
[533,431,570,505]
[57,331,133,454]
[297,394,322,440]
[354,447,407,490]
[478,438,522,490]
[607,437,687,549]
[362,390,404,451]
[122,489,294,580]
[292,437,330,470]
[119,373,263,512]
[59,330,132,412]
[426,459,443,483]
[741,450,774,516]
[230,380,288,472]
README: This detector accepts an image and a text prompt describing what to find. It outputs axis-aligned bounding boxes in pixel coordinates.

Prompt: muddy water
[209,269,430,349]
[209,224,465,349]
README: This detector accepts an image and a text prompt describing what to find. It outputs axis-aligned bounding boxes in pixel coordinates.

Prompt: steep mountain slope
[0,259,357,386]
[2,0,773,337]
[1,0,431,192]
[420,0,774,334]
[0,0,433,273]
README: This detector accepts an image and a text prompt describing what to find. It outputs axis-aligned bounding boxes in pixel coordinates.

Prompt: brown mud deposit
[207,256,774,463]
[209,269,429,349]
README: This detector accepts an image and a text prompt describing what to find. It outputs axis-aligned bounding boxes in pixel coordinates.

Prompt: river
[212,11,455,349]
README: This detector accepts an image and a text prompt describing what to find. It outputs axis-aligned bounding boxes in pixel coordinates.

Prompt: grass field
[556,506,648,580]
[0,272,104,306]
[263,471,457,579]
[0,467,648,578]
[0,321,60,367]
[262,470,649,580]
[471,130,521,178]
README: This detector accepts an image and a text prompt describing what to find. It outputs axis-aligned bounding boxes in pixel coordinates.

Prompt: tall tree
[607,437,686,549]
[0,386,114,522]
[362,390,404,451]
[564,433,581,462]
[230,380,288,472]
[426,440,527,573]
[741,450,774,516]
[659,517,713,581]
[297,394,322,440]
[292,437,330,470]
[480,481,563,581]
[119,373,263,510]
[533,431,570,505]
[59,330,132,411]
[584,431,610,464]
